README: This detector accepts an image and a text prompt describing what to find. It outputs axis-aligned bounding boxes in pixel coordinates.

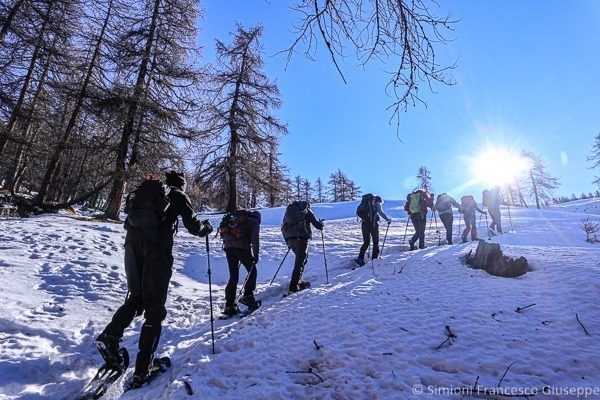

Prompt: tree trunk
[35,0,113,205]
[513,178,528,208]
[529,169,540,209]
[103,0,161,220]
[466,240,529,278]
[0,1,52,157]
[0,0,26,47]
[5,38,53,192]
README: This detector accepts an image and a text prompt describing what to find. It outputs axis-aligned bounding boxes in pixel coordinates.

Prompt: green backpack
[409,192,423,214]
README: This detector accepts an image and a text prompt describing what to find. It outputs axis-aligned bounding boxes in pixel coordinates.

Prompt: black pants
[224,247,257,307]
[439,212,454,244]
[359,221,380,260]
[104,240,173,338]
[103,240,172,375]
[410,213,427,248]
[287,237,309,292]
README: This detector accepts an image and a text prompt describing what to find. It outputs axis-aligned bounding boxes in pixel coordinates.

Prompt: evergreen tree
[302,178,312,202]
[314,177,326,203]
[294,175,302,200]
[416,166,433,193]
[195,24,288,212]
[328,169,357,202]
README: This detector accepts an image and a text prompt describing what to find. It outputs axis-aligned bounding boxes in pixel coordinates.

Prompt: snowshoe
[354,258,365,267]
[124,356,171,392]
[94,332,121,368]
[239,295,259,308]
[219,306,239,320]
[77,348,129,400]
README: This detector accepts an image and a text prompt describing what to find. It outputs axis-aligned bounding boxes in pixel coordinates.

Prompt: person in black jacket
[355,195,391,266]
[95,171,212,388]
[281,201,324,295]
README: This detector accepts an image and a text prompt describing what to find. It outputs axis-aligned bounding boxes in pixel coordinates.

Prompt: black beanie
[165,171,186,189]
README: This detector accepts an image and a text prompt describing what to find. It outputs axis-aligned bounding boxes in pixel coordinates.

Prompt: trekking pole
[428,211,434,234]
[320,223,329,284]
[237,261,257,302]
[205,234,215,355]
[380,221,390,256]
[457,211,462,241]
[269,247,291,286]
[433,211,440,246]
[402,216,410,245]
[507,204,515,232]
[485,213,491,240]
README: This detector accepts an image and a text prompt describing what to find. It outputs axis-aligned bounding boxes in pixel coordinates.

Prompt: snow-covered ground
[1,199,599,400]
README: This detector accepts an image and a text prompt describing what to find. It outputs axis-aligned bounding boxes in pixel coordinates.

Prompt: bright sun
[472,148,530,187]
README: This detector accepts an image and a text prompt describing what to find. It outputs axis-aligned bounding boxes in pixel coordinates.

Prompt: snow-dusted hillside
[1,200,599,399]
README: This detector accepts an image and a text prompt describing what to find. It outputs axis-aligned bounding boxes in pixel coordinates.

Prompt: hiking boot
[408,241,416,251]
[126,374,146,391]
[239,295,259,308]
[354,258,365,267]
[223,306,238,316]
[298,281,311,291]
[488,229,496,237]
[95,332,121,367]
[461,236,467,243]
[134,351,154,380]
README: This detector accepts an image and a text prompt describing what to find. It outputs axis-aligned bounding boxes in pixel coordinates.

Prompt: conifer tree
[416,166,433,193]
[196,24,288,212]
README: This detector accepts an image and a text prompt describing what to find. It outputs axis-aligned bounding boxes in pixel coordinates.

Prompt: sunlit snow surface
[1,199,599,399]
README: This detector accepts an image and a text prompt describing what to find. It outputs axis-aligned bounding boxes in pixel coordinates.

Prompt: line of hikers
[92,171,508,388]
[354,186,508,265]
[93,172,326,387]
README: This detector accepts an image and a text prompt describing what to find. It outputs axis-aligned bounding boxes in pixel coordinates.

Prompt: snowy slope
[0,200,599,399]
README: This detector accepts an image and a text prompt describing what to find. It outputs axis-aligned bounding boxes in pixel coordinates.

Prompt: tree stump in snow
[466,240,529,278]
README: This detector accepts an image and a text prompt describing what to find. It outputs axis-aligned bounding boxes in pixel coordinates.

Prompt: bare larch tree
[519,149,560,209]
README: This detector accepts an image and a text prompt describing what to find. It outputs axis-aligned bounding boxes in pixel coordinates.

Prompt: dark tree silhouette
[196,24,288,212]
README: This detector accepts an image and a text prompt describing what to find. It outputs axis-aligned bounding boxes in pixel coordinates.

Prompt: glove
[387,219,392,224]
[319,221,325,231]
[252,255,259,264]
[484,211,488,215]
[198,220,213,237]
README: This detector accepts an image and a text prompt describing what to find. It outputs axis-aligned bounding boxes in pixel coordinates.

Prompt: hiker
[220,209,261,316]
[355,194,391,266]
[404,189,434,250]
[95,171,212,388]
[281,201,325,295]
[435,193,463,245]
[460,194,486,243]
[484,186,507,235]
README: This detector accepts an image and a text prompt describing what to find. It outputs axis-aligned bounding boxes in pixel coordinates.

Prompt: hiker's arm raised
[173,190,202,235]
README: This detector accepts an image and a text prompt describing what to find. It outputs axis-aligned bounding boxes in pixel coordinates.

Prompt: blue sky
[198,1,600,202]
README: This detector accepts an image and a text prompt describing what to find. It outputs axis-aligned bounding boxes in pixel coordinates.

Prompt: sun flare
[472,148,529,187]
